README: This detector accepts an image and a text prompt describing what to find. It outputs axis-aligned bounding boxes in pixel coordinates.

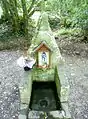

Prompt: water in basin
[29,81,61,112]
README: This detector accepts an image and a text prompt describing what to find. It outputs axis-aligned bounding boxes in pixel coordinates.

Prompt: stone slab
[19,114,26,119]
[49,110,64,118]
[28,111,44,119]
[61,102,71,119]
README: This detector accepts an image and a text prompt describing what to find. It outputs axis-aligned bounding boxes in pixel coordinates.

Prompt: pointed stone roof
[28,11,63,66]
[33,41,51,52]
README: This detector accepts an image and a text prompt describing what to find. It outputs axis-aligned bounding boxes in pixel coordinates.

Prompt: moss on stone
[32,67,54,81]
[54,66,61,98]
[28,12,63,67]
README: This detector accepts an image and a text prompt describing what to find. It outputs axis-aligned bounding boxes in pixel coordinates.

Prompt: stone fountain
[18,1,71,119]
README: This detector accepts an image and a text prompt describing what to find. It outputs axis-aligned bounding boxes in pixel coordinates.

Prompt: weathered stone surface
[19,72,32,104]
[18,104,28,119]
[49,111,64,119]
[28,12,63,67]
[19,114,26,119]
[28,111,44,119]
[61,103,71,119]
[32,68,54,81]
[60,86,69,102]
[57,66,70,102]
[20,104,28,112]
[54,67,61,98]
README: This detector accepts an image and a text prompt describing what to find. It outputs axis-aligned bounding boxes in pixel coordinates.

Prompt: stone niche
[33,41,51,68]
[19,12,71,119]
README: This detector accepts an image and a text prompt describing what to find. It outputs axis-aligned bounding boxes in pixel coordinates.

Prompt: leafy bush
[0,15,11,24]
[57,28,81,36]
[48,14,60,30]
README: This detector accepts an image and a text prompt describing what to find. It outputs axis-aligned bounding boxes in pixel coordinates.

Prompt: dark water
[29,81,61,112]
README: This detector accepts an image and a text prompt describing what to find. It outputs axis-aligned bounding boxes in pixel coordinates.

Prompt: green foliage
[32,66,55,81]
[46,0,88,32]
[0,0,88,46]
[48,14,60,29]
[0,0,42,41]
[57,28,81,36]
[0,15,9,24]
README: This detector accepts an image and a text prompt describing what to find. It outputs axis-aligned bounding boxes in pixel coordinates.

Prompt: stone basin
[19,67,71,119]
[29,81,61,112]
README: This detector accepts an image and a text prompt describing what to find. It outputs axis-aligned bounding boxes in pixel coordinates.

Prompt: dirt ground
[56,36,88,58]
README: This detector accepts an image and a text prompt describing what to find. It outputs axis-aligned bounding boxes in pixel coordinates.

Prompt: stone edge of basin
[18,66,71,119]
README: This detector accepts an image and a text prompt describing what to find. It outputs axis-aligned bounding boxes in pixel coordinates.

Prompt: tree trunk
[28,0,36,13]
[21,0,29,41]
[8,0,19,32]
[1,0,10,20]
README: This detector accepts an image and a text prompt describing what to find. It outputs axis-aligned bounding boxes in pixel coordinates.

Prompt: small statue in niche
[42,52,47,64]
[33,41,51,68]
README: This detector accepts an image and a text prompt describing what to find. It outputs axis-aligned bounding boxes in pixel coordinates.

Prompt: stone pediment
[33,41,52,53]
[28,12,63,67]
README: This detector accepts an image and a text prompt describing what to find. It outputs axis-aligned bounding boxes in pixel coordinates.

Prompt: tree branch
[28,0,36,13]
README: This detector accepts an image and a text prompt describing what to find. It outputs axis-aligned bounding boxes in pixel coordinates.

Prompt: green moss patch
[32,67,55,81]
